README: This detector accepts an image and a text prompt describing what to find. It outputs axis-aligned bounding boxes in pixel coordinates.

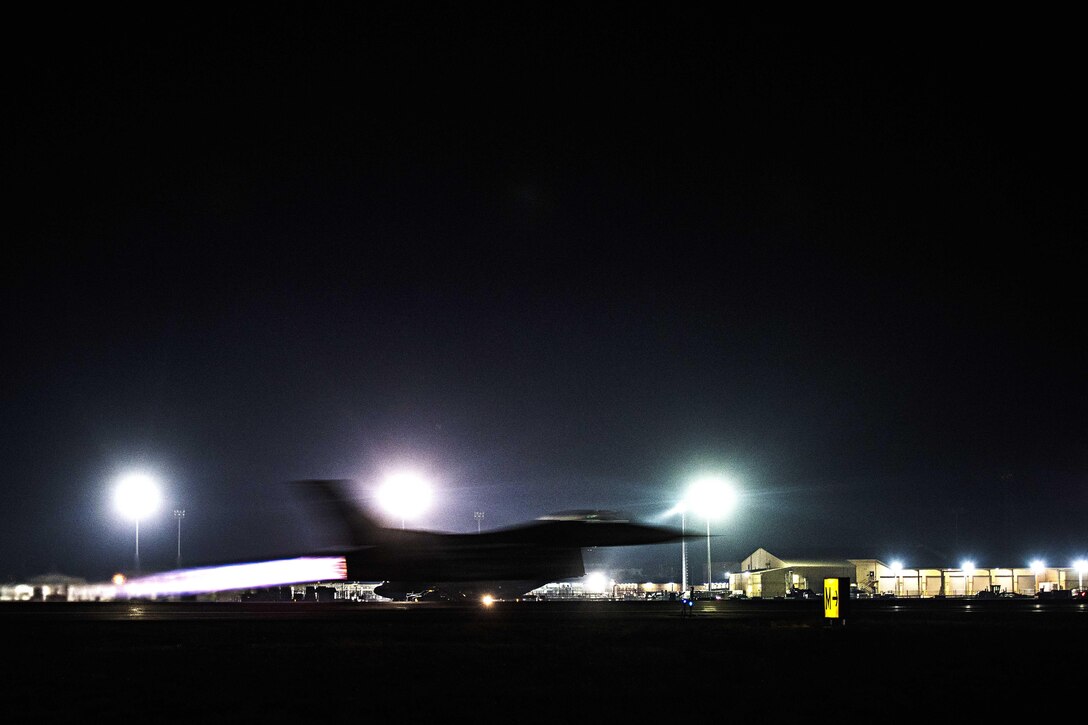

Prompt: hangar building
[729,548,1076,598]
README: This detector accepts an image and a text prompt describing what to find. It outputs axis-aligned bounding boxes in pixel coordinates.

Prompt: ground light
[890,560,903,596]
[584,572,611,595]
[962,561,976,596]
[1075,559,1088,590]
[1030,559,1045,593]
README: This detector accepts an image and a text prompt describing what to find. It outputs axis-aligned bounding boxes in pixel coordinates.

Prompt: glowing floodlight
[682,475,737,521]
[1030,559,1046,594]
[377,471,432,526]
[961,561,976,596]
[114,473,161,522]
[888,561,904,596]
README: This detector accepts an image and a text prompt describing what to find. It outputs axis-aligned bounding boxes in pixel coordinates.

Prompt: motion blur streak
[117,557,348,598]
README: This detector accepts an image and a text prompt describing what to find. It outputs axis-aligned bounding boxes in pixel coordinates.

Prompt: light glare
[683,475,737,520]
[584,572,610,594]
[114,473,161,521]
[377,471,432,521]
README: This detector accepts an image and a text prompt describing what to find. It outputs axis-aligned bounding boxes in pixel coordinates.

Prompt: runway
[3,595,1085,619]
[3,599,1084,721]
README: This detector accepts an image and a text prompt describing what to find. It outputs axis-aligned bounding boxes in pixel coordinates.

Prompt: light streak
[104,557,348,599]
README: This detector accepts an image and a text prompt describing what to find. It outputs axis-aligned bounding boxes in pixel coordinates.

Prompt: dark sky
[3,7,1085,581]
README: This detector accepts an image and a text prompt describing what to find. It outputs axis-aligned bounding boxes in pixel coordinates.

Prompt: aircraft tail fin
[288,479,387,547]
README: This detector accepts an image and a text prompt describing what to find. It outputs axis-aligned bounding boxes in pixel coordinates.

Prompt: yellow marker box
[824,577,850,619]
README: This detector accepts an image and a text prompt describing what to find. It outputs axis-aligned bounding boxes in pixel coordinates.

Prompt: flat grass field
[3,599,1083,721]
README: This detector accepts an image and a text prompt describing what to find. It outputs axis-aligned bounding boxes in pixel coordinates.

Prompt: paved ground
[3,599,1084,721]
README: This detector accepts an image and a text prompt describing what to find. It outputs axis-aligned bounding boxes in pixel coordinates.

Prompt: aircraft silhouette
[296,479,686,601]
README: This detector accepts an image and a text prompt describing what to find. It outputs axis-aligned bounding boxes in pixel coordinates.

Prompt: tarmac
[3,598,1084,721]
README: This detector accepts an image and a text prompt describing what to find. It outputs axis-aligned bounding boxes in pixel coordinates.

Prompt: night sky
[3,8,1084,581]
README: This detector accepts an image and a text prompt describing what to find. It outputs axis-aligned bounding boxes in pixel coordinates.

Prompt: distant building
[732,548,855,599]
[1,573,87,601]
[730,548,1077,598]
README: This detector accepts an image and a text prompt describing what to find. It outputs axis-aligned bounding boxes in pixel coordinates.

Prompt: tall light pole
[683,475,737,594]
[1075,559,1087,591]
[474,511,484,533]
[174,509,185,568]
[114,473,161,573]
[680,508,688,594]
[706,517,712,592]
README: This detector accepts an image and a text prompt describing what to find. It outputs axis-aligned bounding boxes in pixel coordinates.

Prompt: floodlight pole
[475,511,484,533]
[706,518,712,592]
[134,519,141,572]
[174,509,186,568]
[681,510,688,593]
